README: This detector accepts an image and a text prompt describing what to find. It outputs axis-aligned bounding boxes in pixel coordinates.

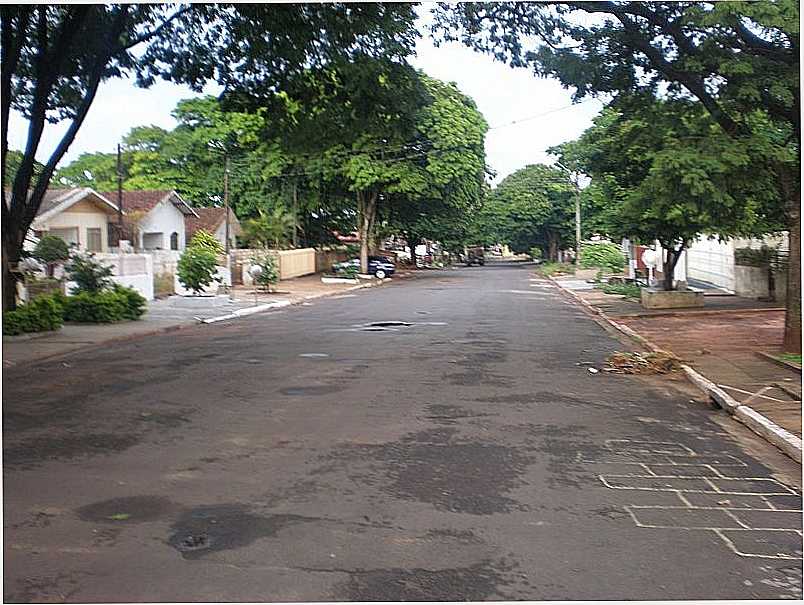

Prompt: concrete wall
[278,248,316,279]
[34,199,112,253]
[686,233,789,292]
[685,237,734,290]
[66,252,155,300]
[734,265,769,299]
[137,201,187,251]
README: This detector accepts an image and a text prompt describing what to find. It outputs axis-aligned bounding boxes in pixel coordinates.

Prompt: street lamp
[555,161,582,264]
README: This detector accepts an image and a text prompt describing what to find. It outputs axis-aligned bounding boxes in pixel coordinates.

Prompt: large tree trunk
[661,243,684,291]
[2,227,22,311]
[547,232,558,262]
[407,233,418,267]
[357,190,377,275]
[783,190,801,353]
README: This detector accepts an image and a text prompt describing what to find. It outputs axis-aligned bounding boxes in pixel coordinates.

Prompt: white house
[185,207,242,249]
[100,190,198,251]
[24,188,120,252]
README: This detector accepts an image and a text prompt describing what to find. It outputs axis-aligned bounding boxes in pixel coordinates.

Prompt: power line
[488,98,597,130]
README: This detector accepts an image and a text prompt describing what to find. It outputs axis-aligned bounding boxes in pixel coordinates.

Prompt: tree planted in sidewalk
[431,0,799,350]
[555,98,787,291]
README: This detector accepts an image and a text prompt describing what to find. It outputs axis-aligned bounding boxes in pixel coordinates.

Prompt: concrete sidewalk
[550,274,802,457]
[3,271,413,367]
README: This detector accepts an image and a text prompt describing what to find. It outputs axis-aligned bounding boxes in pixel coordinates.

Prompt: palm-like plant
[244,206,296,249]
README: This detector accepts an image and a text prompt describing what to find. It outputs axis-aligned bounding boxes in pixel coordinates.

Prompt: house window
[170,232,179,250]
[87,228,102,252]
[49,227,79,247]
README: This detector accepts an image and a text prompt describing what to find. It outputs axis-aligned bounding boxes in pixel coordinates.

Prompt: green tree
[243,207,297,250]
[480,165,575,260]
[553,98,787,291]
[432,0,800,350]
[2,3,419,310]
[177,247,218,295]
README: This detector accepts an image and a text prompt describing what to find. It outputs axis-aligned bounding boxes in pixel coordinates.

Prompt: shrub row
[3,296,64,336]
[3,285,146,335]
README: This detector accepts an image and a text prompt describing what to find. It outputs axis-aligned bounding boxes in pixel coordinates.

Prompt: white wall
[137,200,187,251]
[686,233,789,292]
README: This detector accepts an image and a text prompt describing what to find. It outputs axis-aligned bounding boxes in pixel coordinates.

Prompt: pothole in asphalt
[167,504,311,559]
[367,321,412,328]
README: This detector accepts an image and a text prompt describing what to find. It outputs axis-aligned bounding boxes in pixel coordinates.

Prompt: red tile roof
[185,207,241,240]
[98,190,173,213]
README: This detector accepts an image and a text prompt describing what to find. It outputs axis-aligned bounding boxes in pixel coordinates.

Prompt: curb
[547,274,803,464]
[606,307,786,320]
[3,321,196,369]
[6,274,416,368]
[755,351,802,374]
[200,301,292,324]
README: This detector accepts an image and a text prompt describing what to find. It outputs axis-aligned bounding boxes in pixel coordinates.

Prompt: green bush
[62,288,148,323]
[177,247,218,294]
[537,262,575,277]
[111,284,147,320]
[188,229,224,256]
[250,254,279,289]
[65,251,114,293]
[3,296,64,335]
[529,247,543,261]
[579,242,625,273]
[597,282,643,299]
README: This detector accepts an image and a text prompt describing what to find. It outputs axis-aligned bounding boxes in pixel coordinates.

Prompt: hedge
[3,286,147,336]
[63,286,146,323]
[3,296,64,336]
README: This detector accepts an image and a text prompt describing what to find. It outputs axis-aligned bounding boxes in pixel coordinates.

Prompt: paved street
[3,262,802,601]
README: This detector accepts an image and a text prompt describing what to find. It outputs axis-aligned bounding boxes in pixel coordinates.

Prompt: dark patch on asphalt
[336,562,506,601]
[137,410,193,428]
[77,495,176,523]
[423,404,492,424]
[325,428,532,514]
[424,528,482,543]
[167,504,312,559]
[280,385,345,396]
[3,432,142,467]
[475,391,609,409]
[443,370,512,387]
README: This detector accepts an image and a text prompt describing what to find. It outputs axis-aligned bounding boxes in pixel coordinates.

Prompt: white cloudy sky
[6,5,603,184]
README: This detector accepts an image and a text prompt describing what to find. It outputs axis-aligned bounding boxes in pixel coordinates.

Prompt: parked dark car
[334,256,396,279]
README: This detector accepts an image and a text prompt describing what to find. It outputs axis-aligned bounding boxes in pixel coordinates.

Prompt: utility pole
[573,173,581,264]
[292,178,298,248]
[555,161,582,264]
[223,154,231,294]
[116,144,123,247]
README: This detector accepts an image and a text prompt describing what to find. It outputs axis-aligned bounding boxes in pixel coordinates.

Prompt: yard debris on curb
[604,351,684,375]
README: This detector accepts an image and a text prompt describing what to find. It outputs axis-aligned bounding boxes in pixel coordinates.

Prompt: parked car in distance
[334,256,396,279]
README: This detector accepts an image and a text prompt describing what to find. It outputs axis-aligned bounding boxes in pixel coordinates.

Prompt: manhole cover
[367,321,412,328]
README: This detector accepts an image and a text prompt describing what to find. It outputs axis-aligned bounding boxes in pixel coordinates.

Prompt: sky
[7,5,603,185]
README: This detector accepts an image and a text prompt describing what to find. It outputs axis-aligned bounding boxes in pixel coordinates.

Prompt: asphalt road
[3,262,802,601]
